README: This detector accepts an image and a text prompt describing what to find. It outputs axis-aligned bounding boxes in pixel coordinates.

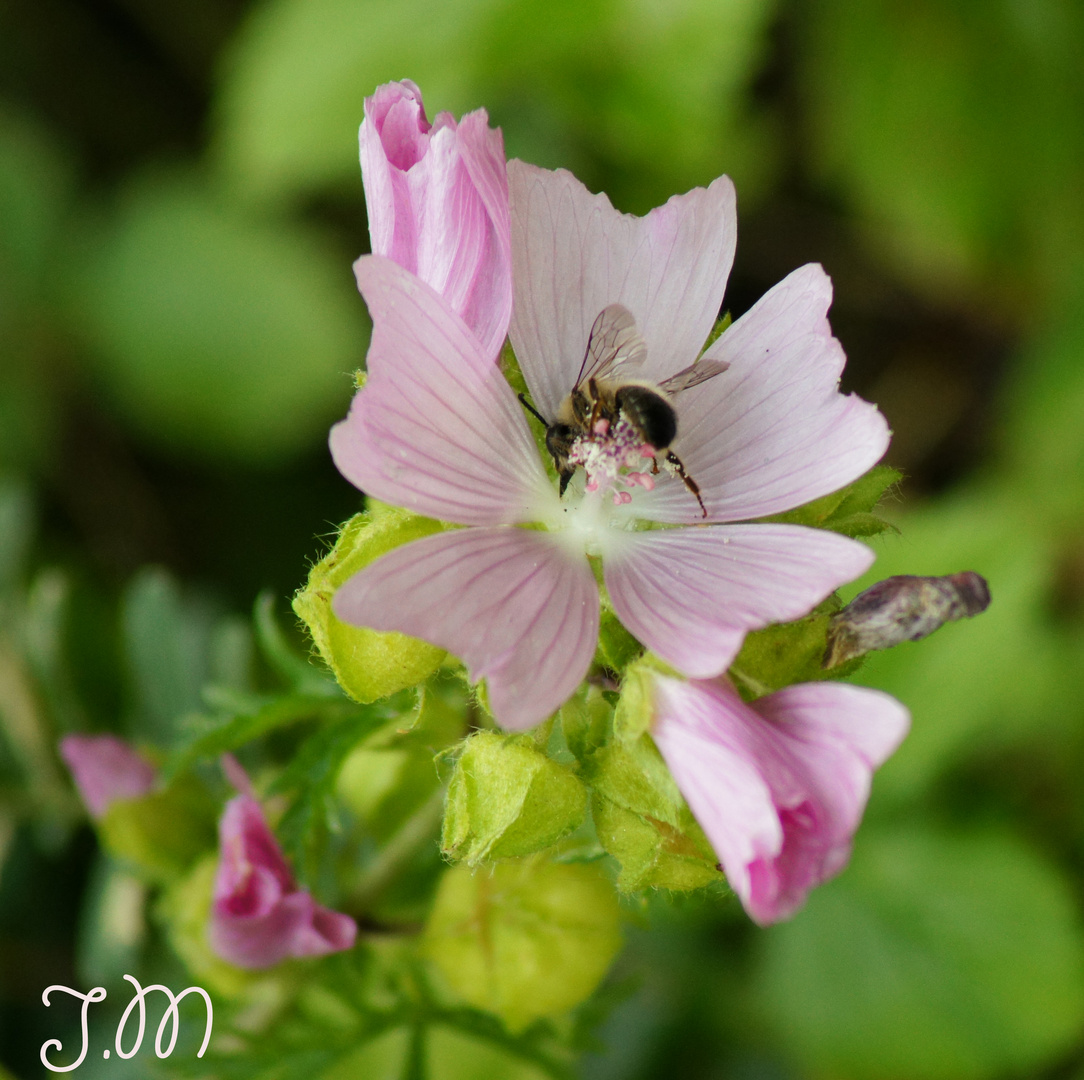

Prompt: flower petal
[59,734,157,819]
[508,161,736,420]
[450,109,513,361]
[333,526,599,730]
[650,676,908,924]
[638,264,891,524]
[603,524,874,678]
[331,256,554,525]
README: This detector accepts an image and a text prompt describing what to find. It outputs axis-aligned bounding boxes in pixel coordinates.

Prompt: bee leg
[666,450,707,518]
[558,468,576,497]
[650,455,660,476]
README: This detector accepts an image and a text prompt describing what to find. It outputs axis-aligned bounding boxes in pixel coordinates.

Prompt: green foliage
[294,508,449,703]
[583,736,720,893]
[442,732,586,864]
[424,859,622,1032]
[802,0,1084,299]
[213,0,781,214]
[66,172,367,465]
[97,775,218,883]
[759,824,1084,1080]
[757,464,901,538]
[730,603,862,697]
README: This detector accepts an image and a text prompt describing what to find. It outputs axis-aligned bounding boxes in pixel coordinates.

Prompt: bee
[519,304,728,517]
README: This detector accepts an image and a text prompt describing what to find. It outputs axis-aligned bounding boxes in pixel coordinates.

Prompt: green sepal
[423,858,622,1032]
[559,685,614,764]
[756,464,902,538]
[595,608,643,673]
[729,602,864,698]
[293,508,448,703]
[97,774,218,883]
[582,732,721,893]
[442,731,586,864]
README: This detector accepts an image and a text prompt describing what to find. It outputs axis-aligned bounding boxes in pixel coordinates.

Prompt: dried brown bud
[823,572,991,668]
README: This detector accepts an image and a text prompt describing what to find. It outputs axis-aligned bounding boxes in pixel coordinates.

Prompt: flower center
[567,416,658,506]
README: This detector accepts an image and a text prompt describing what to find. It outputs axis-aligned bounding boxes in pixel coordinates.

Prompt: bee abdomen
[614,385,678,449]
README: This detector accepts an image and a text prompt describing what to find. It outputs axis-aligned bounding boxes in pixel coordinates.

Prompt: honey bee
[520,304,728,517]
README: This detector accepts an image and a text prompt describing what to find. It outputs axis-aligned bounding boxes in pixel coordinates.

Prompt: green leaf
[121,567,218,747]
[442,732,587,864]
[294,509,449,704]
[758,824,1084,1080]
[424,858,622,1033]
[67,171,367,465]
[756,464,901,538]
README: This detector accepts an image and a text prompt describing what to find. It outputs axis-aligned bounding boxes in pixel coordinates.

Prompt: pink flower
[208,795,357,969]
[360,80,512,361]
[59,734,156,818]
[650,674,909,924]
[330,163,890,731]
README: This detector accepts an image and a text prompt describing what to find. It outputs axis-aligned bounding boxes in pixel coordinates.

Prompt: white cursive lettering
[40,984,107,1072]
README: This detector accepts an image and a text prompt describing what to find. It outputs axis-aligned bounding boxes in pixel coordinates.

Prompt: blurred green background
[3,0,1084,1077]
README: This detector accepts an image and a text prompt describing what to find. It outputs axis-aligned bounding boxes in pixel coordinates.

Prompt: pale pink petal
[604,525,874,679]
[360,81,430,272]
[638,264,891,524]
[333,527,599,731]
[59,735,156,819]
[361,84,511,360]
[650,676,908,924]
[453,110,513,361]
[331,256,553,526]
[508,161,737,419]
[209,795,357,969]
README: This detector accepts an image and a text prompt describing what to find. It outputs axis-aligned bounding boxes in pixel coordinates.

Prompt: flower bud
[208,794,357,969]
[442,731,586,864]
[360,80,512,361]
[823,572,991,668]
[292,508,448,702]
[424,859,621,1032]
[59,734,156,818]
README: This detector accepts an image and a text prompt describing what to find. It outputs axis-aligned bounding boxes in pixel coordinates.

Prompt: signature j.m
[40,974,213,1072]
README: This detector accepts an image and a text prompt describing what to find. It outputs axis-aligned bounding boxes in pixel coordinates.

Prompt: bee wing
[574,303,648,389]
[657,357,730,396]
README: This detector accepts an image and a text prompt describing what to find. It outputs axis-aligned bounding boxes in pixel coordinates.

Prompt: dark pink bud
[208,795,356,969]
[824,572,991,668]
[59,735,157,819]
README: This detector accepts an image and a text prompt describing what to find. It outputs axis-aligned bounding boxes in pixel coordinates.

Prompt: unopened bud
[823,572,990,668]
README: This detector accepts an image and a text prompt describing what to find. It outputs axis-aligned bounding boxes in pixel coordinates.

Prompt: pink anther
[626,472,655,491]
[612,491,633,506]
[593,418,610,436]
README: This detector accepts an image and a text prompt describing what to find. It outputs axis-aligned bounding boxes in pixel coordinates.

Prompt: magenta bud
[208,795,356,969]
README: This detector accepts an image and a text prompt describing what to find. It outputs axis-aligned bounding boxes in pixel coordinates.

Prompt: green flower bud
[442,732,586,864]
[98,775,217,883]
[424,858,622,1031]
[584,671,721,892]
[293,508,448,702]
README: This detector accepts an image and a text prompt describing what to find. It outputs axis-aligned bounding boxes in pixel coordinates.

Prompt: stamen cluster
[568,417,657,505]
